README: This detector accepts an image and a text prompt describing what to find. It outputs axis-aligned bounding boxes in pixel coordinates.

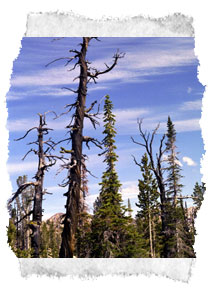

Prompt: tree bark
[59,38,89,258]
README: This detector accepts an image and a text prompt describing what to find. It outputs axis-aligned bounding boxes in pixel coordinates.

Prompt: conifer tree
[166,116,183,206]
[190,182,206,250]
[7,175,34,257]
[165,116,182,256]
[91,96,143,257]
[192,182,205,212]
[134,153,161,257]
[165,116,194,257]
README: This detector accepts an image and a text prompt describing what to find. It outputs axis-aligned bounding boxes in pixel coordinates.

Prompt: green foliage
[192,182,206,212]
[165,116,183,201]
[7,175,34,257]
[165,117,194,257]
[135,153,162,257]
[76,212,92,257]
[40,220,62,258]
[7,219,17,254]
[91,95,143,257]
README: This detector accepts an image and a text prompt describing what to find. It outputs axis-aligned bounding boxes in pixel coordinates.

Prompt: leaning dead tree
[131,120,172,257]
[8,113,66,257]
[46,37,124,257]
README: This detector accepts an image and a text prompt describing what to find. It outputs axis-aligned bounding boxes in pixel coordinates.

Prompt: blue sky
[7,37,204,219]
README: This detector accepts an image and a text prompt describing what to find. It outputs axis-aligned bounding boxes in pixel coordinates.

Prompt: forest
[7,37,205,258]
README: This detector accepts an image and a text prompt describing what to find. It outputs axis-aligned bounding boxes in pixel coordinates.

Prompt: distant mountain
[45,213,64,229]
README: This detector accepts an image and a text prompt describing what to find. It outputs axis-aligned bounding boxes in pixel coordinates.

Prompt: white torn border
[2,11,205,284]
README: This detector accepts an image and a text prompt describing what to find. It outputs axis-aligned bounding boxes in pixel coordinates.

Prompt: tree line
[7,37,205,258]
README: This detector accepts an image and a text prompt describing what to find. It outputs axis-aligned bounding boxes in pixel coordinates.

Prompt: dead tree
[131,120,173,257]
[8,113,66,257]
[46,37,124,257]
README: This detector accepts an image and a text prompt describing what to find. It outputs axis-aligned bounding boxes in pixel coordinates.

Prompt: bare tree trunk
[30,115,45,257]
[58,38,124,258]
[132,121,172,257]
[9,113,59,258]
[59,38,89,258]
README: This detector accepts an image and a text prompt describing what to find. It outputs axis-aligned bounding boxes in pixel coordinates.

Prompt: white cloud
[10,66,79,87]
[7,117,68,132]
[10,46,197,90]
[175,160,183,167]
[123,48,196,71]
[182,156,197,166]
[120,184,139,200]
[187,87,192,94]
[46,185,63,193]
[180,100,202,111]
[173,118,200,132]
[114,107,149,123]
[7,161,37,174]
[7,118,37,132]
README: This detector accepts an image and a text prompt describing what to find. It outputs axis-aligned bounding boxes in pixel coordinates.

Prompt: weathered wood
[58,37,124,257]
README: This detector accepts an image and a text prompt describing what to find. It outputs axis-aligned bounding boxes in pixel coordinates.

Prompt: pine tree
[166,116,183,206]
[7,175,34,257]
[135,153,161,257]
[190,182,206,250]
[40,221,49,257]
[192,182,205,212]
[165,116,194,257]
[90,95,143,257]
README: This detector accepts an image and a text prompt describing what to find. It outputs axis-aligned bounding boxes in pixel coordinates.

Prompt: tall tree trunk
[59,38,89,258]
[31,115,45,258]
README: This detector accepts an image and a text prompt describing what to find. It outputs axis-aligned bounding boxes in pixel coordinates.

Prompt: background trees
[8,113,64,257]
[7,38,204,258]
[131,117,198,257]
[134,153,161,257]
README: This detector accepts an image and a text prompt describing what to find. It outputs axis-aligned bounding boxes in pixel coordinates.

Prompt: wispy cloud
[7,118,37,132]
[173,118,200,132]
[10,66,78,87]
[180,100,202,111]
[123,48,197,71]
[7,85,108,101]
[7,103,201,135]
[7,161,37,174]
[182,156,197,166]
[187,87,192,94]
[9,45,198,91]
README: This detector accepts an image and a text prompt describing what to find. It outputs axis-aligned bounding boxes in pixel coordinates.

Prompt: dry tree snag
[8,113,65,257]
[131,120,172,258]
[47,37,124,258]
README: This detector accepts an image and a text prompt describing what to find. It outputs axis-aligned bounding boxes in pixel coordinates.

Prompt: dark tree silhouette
[8,113,65,257]
[47,37,124,257]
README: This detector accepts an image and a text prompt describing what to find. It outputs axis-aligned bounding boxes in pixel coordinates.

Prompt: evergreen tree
[165,116,194,257]
[7,175,34,257]
[7,210,17,255]
[135,153,161,257]
[190,182,206,250]
[91,95,143,257]
[165,116,183,205]
[40,219,63,258]
[40,221,49,257]
[192,182,205,212]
